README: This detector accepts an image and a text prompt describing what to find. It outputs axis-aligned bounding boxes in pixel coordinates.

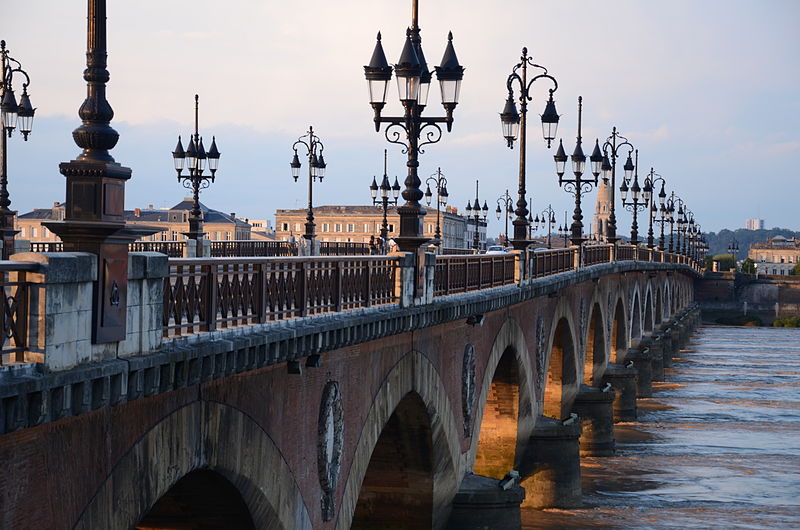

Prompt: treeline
[701,228,800,260]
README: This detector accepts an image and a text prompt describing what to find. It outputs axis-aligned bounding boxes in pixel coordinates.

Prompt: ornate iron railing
[637,247,651,261]
[433,254,516,296]
[441,247,475,255]
[617,245,636,261]
[0,262,38,364]
[163,256,399,338]
[209,240,296,257]
[318,242,371,256]
[583,245,613,267]
[130,241,185,257]
[528,248,577,279]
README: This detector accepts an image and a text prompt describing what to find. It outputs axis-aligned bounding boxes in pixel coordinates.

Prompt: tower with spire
[593,177,613,241]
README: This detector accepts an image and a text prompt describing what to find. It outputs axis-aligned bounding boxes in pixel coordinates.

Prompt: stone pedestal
[572,384,616,456]
[518,416,582,508]
[649,339,664,381]
[629,349,653,397]
[447,473,525,530]
[602,363,638,422]
[661,330,674,368]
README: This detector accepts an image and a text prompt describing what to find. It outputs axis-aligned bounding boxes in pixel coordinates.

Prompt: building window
[31,227,37,238]
[281,222,289,231]
[322,223,330,232]
[335,223,342,233]
[364,223,370,233]
[294,223,302,232]
[388,224,394,233]
[347,223,355,232]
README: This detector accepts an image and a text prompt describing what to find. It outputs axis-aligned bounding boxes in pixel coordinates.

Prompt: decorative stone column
[447,473,525,530]
[572,384,616,456]
[628,348,653,397]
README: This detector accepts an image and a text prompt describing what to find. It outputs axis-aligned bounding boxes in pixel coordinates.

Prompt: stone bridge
[0,247,701,529]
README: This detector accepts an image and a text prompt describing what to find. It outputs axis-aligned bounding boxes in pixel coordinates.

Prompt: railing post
[365,260,373,307]
[205,262,217,331]
[300,261,309,317]
[258,262,267,323]
[335,260,343,312]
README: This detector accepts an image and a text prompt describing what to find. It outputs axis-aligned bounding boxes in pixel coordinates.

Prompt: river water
[522,325,800,529]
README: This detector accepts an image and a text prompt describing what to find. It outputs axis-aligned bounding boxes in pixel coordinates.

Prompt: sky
[3,0,799,236]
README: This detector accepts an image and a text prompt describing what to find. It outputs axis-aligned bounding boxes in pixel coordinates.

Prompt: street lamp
[653,191,670,251]
[370,149,401,248]
[171,94,221,242]
[727,237,739,261]
[643,167,667,249]
[464,180,488,251]
[554,96,600,247]
[557,210,569,247]
[495,189,513,246]
[599,127,635,244]
[364,0,464,252]
[532,203,556,248]
[289,126,326,251]
[619,149,648,246]
[424,167,448,246]
[0,40,35,259]
[500,47,559,250]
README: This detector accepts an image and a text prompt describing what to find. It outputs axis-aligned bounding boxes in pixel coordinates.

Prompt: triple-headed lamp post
[619,149,648,246]
[599,128,635,244]
[370,149,401,244]
[499,47,559,250]
[532,203,557,248]
[0,40,36,258]
[364,0,464,252]
[171,94,221,242]
[643,168,667,249]
[554,96,601,247]
[290,126,326,249]
[465,180,488,251]
[495,189,513,246]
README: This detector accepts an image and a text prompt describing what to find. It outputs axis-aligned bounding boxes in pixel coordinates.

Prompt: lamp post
[0,40,35,259]
[171,95,221,242]
[289,126,326,252]
[423,166,448,246]
[558,210,569,247]
[499,47,559,250]
[527,196,534,240]
[619,149,648,246]
[599,127,635,244]
[554,96,600,247]
[495,189,513,246]
[653,193,670,251]
[464,180,488,251]
[370,149,401,246]
[364,0,464,252]
[643,167,667,249]
[727,237,739,262]
[674,198,687,255]
[533,203,556,248]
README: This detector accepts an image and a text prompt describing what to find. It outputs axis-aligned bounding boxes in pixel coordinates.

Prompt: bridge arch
[469,318,535,478]
[655,287,663,325]
[74,401,311,530]
[644,287,654,334]
[337,351,461,530]
[583,302,607,385]
[610,295,628,363]
[543,314,579,419]
[630,290,642,344]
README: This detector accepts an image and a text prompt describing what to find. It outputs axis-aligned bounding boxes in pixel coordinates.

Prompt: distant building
[593,177,613,241]
[274,205,483,249]
[16,198,251,242]
[748,235,800,275]
[745,218,764,230]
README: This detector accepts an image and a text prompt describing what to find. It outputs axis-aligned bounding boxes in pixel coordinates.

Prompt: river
[522,325,800,529]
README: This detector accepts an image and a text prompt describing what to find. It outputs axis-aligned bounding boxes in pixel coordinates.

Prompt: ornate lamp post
[653,192,670,251]
[171,94,221,242]
[364,0,464,252]
[532,203,556,248]
[727,237,739,261]
[643,167,667,249]
[554,96,600,247]
[557,210,569,247]
[464,180,488,251]
[370,149,401,245]
[495,189,513,246]
[499,47,559,250]
[0,40,35,259]
[599,128,635,244]
[674,198,687,255]
[289,126,326,252]
[423,166,448,246]
[619,149,648,246]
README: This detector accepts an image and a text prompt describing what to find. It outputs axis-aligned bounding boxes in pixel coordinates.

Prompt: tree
[713,253,736,272]
[741,258,756,274]
[792,262,800,276]
[703,254,714,271]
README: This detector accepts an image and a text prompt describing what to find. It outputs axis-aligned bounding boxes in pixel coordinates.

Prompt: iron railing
[583,245,613,267]
[617,245,636,261]
[0,262,39,364]
[528,248,578,279]
[441,247,475,255]
[209,240,296,257]
[163,256,399,338]
[318,242,371,256]
[433,254,517,296]
[130,241,185,257]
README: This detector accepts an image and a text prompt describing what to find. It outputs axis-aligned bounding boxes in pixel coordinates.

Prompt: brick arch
[336,351,461,530]
[630,289,642,343]
[543,300,580,419]
[467,317,536,476]
[74,401,311,530]
[610,294,628,363]
[655,287,663,325]
[644,286,654,334]
[583,301,607,385]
